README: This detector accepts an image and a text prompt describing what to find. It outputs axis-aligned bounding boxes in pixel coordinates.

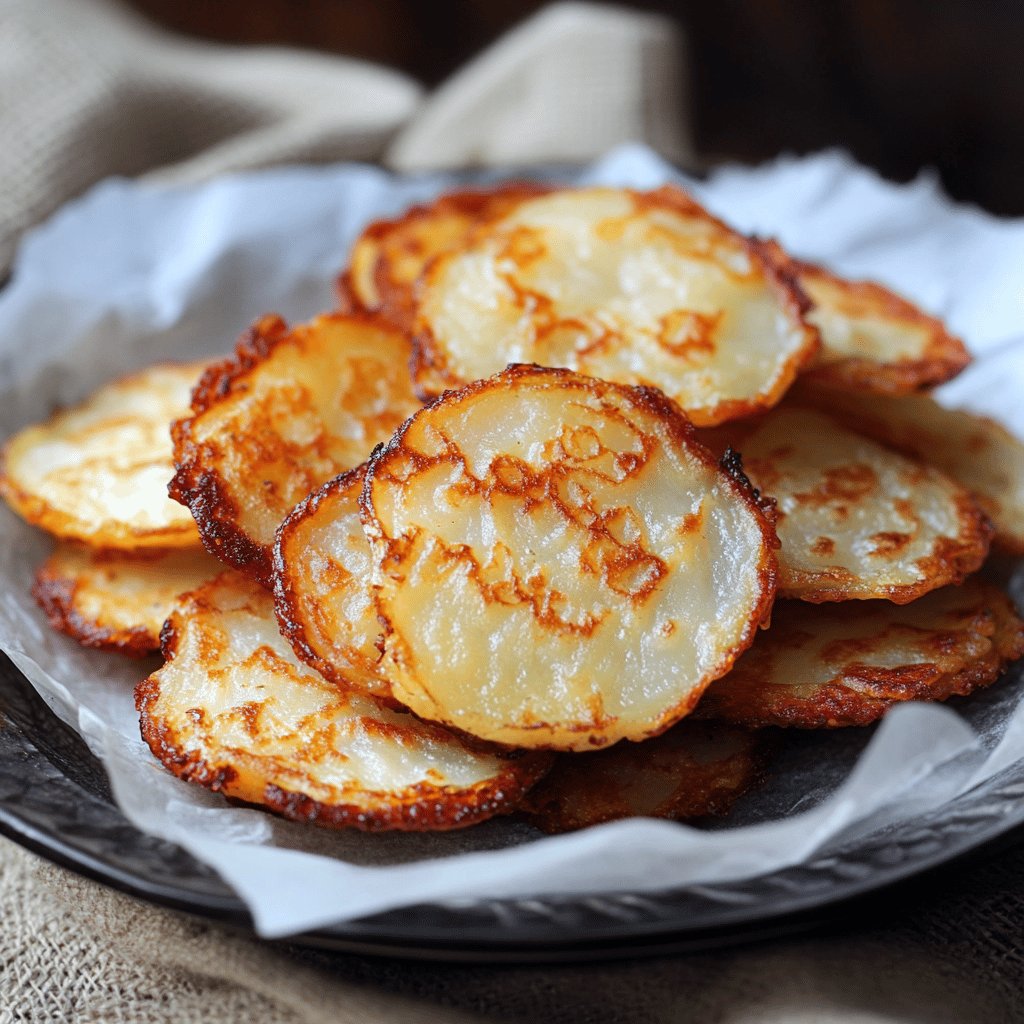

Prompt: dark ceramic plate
[2,652,1024,962]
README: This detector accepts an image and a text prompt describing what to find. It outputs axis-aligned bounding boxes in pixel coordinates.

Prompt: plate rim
[3,652,1024,962]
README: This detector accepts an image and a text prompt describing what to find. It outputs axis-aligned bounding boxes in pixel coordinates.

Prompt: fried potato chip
[362,365,779,751]
[137,573,551,831]
[520,722,762,834]
[170,313,421,586]
[795,386,1024,555]
[33,542,219,656]
[272,465,394,703]
[727,408,991,603]
[1,362,206,548]
[696,580,1024,728]
[345,184,548,325]
[411,186,819,426]
[791,255,970,393]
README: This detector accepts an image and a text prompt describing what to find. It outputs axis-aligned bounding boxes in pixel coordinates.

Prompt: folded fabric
[0,0,692,275]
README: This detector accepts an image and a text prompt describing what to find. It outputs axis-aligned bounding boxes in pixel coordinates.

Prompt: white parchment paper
[2,146,1023,937]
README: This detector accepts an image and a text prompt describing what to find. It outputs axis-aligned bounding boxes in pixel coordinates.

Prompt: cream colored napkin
[0,0,692,275]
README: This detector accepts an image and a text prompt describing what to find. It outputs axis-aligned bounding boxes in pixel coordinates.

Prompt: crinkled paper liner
[1,146,1023,937]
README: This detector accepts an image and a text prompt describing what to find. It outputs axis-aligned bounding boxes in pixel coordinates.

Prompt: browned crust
[346,183,551,330]
[0,362,204,550]
[32,550,158,657]
[169,311,405,588]
[333,270,362,314]
[362,364,780,747]
[696,587,1024,729]
[168,315,288,585]
[135,580,553,832]
[697,649,1008,729]
[717,405,994,604]
[271,463,401,706]
[0,473,197,550]
[408,188,820,423]
[782,486,993,605]
[792,256,971,394]
[790,383,1024,558]
[518,724,767,833]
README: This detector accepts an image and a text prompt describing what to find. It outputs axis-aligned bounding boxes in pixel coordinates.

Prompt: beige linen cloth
[1,1,1023,1021]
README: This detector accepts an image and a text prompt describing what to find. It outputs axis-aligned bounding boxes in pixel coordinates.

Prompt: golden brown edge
[135,575,553,832]
[360,363,781,748]
[32,548,160,657]
[407,187,821,423]
[169,311,405,588]
[792,255,971,393]
[696,585,1024,729]
[271,463,403,706]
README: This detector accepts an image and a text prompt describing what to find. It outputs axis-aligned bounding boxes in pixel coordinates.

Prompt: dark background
[125,0,1024,216]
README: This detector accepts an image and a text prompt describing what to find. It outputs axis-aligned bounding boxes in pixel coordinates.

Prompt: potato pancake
[362,365,779,750]
[412,186,819,426]
[728,408,990,603]
[521,722,762,833]
[696,581,1024,728]
[2,362,206,548]
[170,313,420,586]
[345,184,548,325]
[273,465,394,703]
[33,543,219,656]
[137,573,551,831]
[796,386,1024,555]
[791,255,969,393]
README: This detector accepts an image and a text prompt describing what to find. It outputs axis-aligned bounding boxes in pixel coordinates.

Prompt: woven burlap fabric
[3,834,1023,1023]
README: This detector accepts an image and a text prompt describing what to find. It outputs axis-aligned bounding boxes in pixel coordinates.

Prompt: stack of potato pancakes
[4,183,1023,835]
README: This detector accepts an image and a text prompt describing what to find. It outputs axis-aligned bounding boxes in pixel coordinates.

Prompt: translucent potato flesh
[169,313,421,586]
[796,386,1024,555]
[273,466,393,703]
[730,408,990,603]
[520,722,761,833]
[793,257,970,393]
[345,184,548,325]
[33,542,220,656]
[696,581,1024,728]
[363,365,779,751]
[412,187,819,427]
[137,573,549,831]
[1,362,207,548]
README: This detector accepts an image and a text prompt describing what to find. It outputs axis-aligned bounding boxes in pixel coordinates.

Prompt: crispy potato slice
[363,365,779,751]
[33,542,220,656]
[1,362,206,548]
[795,386,1024,555]
[344,184,549,325]
[136,573,550,831]
[727,408,990,603]
[696,581,1024,728]
[273,465,393,703]
[412,186,819,426]
[170,313,421,586]
[520,722,762,834]
[791,255,970,393]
